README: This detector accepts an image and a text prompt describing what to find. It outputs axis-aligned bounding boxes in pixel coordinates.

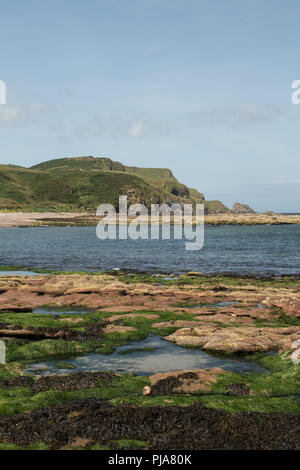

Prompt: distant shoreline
[1,211,300,227]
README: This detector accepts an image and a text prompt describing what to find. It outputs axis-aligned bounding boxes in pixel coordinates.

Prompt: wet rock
[232,202,255,214]
[65,287,102,295]
[165,325,300,353]
[193,313,253,325]
[0,306,33,313]
[262,297,300,318]
[102,325,137,334]
[150,368,225,395]
[0,274,277,318]
[0,321,108,342]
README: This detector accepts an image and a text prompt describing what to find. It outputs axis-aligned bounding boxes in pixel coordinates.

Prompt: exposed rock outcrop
[149,368,225,395]
[232,202,255,213]
[165,325,300,353]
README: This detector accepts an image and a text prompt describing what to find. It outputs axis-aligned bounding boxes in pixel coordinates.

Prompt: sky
[0,0,300,212]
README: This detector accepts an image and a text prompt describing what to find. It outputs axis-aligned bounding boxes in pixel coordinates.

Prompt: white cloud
[29,102,44,113]
[190,104,285,127]
[0,98,54,127]
[129,120,145,137]
[0,105,23,123]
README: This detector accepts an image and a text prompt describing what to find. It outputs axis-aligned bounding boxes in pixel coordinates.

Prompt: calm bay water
[0,224,300,275]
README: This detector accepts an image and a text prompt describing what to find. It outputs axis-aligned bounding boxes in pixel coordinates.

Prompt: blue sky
[0,0,300,211]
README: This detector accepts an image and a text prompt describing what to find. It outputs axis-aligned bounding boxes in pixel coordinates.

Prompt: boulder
[149,368,225,395]
[232,202,255,214]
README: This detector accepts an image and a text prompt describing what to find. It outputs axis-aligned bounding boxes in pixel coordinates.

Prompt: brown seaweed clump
[0,321,108,342]
[0,371,118,394]
[0,400,299,450]
[150,370,223,396]
[225,383,251,397]
[151,372,199,396]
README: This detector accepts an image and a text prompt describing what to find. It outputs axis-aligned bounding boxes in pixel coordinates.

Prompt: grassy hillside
[0,166,173,211]
[205,200,231,214]
[31,156,207,203]
[31,156,126,173]
[0,157,229,212]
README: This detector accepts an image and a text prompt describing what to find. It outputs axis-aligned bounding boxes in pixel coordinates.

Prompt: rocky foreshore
[0,211,300,227]
[0,271,299,353]
[0,271,299,450]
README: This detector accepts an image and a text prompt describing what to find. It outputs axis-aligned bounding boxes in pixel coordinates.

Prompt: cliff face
[32,156,207,206]
[232,202,255,214]
[0,156,232,213]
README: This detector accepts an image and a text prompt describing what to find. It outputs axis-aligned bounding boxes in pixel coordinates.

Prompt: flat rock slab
[0,275,291,322]
[166,325,300,353]
[263,296,300,317]
[102,325,137,334]
[193,313,253,325]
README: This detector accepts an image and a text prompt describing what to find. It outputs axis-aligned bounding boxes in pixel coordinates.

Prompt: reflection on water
[33,307,92,315]
[190,301,238,309]
[26,336,266,376]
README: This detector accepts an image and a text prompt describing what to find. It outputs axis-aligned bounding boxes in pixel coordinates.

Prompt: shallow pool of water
[0,270,48,276]
[26,336,266,376]
[33,306,92,315]
[190,301,238,309]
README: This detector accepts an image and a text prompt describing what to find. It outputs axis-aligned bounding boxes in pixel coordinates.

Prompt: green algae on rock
[0,271,299,450]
